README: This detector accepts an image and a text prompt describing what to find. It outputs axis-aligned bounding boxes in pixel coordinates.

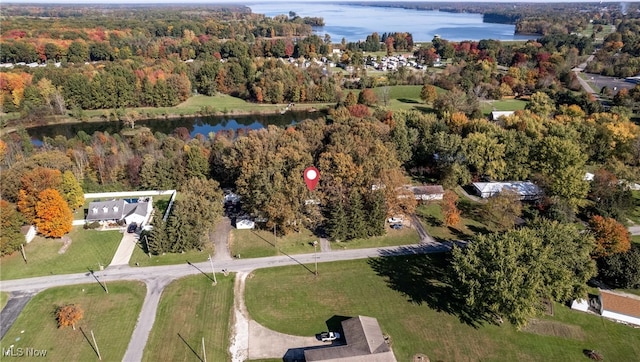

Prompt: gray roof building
[304,316,396,362]
[85,199,152,225]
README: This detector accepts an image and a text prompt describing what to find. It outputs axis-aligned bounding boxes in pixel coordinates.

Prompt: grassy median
[143,274,235,362]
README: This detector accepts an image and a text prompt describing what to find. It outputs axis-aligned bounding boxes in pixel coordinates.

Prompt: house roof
[304,316,396,362]
[405,185,444,196]
[472,181,542,197]
[86,199,149,221]
[600,290,640,319]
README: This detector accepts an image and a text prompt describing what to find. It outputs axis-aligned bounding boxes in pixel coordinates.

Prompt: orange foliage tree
[56,304,84,330]
[442,190,461,227]
[589,215,631,258]
[17,167,62,223]
[34,188,73,238]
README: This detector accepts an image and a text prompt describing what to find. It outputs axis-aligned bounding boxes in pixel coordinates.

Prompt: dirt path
[230,272,250,362]
[212,217,233,261]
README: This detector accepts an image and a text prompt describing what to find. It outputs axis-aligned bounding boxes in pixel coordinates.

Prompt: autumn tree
[34,188,73,238]
[420,84,437,104]
[61,170,84,211]
[589,215,631,258]
[357,88,377,106]
[17,167,63,223]
[56,304,84,330]
[442,190,461,227]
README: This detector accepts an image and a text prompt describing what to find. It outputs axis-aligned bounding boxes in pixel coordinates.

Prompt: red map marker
[304,166,320,191]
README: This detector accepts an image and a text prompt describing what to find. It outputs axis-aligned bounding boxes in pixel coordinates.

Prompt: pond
[28,110,323,143]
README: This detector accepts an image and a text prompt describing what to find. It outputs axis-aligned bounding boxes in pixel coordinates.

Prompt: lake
[29,111,321,143]
[248,2,534,42]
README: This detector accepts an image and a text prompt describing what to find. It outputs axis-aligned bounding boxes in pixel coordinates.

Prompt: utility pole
[91,330,102,360]
[313,240,318,276]
[208,254,217,285]
[20,244,27,263]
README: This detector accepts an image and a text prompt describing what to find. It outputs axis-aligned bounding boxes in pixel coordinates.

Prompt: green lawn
[0,227,121,280]
[0,281,145,361]
[0,292,8,310]
[632,235,640,245]
[416,200,492,241]
[143,274,234,362]
[230,226,420,259]
[128,238,213,267]
[229,228,319,259]
[480,99,528,115]
[629,190,640,225]
[244,257,640,361]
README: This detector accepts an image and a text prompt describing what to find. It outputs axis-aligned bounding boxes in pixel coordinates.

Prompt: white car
[387,217,403,224]
[320,331,341,342]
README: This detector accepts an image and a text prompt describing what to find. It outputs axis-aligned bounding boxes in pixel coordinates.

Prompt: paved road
[0,292,36,340]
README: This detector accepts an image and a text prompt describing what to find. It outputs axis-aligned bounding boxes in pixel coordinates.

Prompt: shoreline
[0,104,329,137]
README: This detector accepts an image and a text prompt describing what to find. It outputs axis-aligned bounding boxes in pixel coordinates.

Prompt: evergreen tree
[347,190,367,240]
[328,199,348,242]
[366,191,386,237]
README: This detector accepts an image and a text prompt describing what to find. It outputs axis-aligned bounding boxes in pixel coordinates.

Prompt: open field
[632,235,640,244]
[143,274,234,362]
[0,281,145,361]
[128,238,213,267]
[245,257,640,361]
[0,227,121,280]
[230,226,420,259]
[480,99,528,114]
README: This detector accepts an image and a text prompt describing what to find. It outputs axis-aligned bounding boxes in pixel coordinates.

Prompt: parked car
[391,223,403,230]
[127,222,138,233]
[387,217,403,223]
[320,331,340,342]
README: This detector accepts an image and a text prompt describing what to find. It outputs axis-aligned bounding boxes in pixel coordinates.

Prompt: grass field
[632,235,640,245]
[128,238,213,267]
[0,281,145,361]
[143,274,234,362]
[244,257,640,361]
[0,292,8,310]
[230,226,420,259]
[480,99,528,114]
[0,227,121,280]
[416,199,493,241]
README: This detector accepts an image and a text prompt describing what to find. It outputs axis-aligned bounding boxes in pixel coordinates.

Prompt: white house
[599,290,640,326]
[490,111,515,121]
[403,185,445,201]
[472,181,543,201]
[86,198,153,227]
[21,225,36,243]
[572,290,640,327]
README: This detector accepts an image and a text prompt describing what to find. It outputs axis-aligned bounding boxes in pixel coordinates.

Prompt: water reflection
[29,110,320,143]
